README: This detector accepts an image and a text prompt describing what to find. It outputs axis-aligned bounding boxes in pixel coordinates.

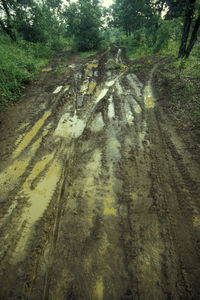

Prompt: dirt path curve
[0,46,200,300]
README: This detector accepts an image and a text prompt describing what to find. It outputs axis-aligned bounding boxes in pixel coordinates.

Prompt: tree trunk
[0,0,11,19]
[178,0,196,58]
[185,12,200,58]
[0,0,17,41]
[0,19,16,41]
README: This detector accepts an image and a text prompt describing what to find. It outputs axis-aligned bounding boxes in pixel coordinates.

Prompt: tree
[64,0,102,51]
[0,0,64,45]
[177,0,200,58]
[178,0,196,58]
[185,12,200,57]
[155,0,186,19]
[111,0,157,37]
[0,0,17,41]
[155,0,200,58]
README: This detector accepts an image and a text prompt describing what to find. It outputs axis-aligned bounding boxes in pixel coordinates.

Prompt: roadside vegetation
[0,0,106,108]
[1,0,200,126]
[109,0,200,125]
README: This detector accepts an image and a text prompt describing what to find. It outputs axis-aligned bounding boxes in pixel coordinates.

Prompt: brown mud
[0,45,200,300]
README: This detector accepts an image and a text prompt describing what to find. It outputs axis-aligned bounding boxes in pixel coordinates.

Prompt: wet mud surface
[0,46,200,299]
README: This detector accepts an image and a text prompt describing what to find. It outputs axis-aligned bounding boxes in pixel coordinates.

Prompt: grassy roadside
[121,36,200,128]
[79,51,98,59]
[0,35,54,109]
[0,36,108,110]
[153,56,200,127]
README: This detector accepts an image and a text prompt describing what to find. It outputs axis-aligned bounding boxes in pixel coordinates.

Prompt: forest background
[0,0,200,123]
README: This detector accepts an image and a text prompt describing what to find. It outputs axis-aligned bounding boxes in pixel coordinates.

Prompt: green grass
[79,51,98,59]
[78,40,108,59]
[119,31,200,124]
[119,36,153,61]
[154,54,200,124]
[0,35,54,109]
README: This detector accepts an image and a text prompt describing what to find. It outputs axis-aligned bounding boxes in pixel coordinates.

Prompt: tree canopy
[1,0,200,57]
[63,0,102,51]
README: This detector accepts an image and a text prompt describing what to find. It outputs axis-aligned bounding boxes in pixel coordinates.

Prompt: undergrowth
[154,50,200,125]
[0,35,54,109]
[78,40,108,59]
[79,51,98,59]
[120,31,200,125]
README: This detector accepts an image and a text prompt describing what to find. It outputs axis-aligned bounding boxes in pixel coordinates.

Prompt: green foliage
[0,35,52,108]
[98,39,108,51]
[112,0,157,37]
[0,0,70,108]
[155,54,200,124]
[64,0,102,51]
[79,51,98,59]
[106,58,127,71]
[119,18,183,60]
[120,34,153,60]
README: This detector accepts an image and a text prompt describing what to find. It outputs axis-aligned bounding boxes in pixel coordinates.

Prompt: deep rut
[0,47,200,300]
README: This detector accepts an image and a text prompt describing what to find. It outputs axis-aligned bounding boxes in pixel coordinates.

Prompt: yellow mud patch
[104,195,117,216]
[127,114,134,124]
[12,157,63,262]
[87,63,98,69]
[15,133,26,146]
[0,160,29,187]
[55,137,61,143]
[17,123,29,132]
[121,64,128,71]
[0,134,47,195]
[144,86,155,108]
[69,64,76,69]
[64,84,70,92]
[41,68,52,72]
[22,158,61,222]
[135,105,142,113]
[86,81,96,95]
[193,215,200,227]
[22,153,54,190]
[93,278,104,300]
[12,111,51,159]
[80,82,89,93]
[145,95,155,108]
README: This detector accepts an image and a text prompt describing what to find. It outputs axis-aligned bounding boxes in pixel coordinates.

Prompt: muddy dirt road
[0,46,200,300]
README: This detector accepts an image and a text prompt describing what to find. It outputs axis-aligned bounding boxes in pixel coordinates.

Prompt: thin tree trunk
[0,19,16,41]
[0,0,11,19]
[178,0,196,58]
[0,0,17,41]
[185,12,200,58]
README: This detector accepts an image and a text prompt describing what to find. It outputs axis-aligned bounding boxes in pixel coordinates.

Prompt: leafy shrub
[0,35,53,108]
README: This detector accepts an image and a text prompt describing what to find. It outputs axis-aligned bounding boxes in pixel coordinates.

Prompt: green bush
[120,35,152,60]
[0,35,53,108]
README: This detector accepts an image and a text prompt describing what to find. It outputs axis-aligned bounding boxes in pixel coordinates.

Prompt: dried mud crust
[0,47,200,300]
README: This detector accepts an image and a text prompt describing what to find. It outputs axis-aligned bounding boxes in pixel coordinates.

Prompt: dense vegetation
[0,0,67,107]
[0,0,105,107]
[108,0,200,123]
[1,0,200,122]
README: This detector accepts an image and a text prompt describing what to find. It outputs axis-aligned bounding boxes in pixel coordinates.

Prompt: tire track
[0,47,200,300]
